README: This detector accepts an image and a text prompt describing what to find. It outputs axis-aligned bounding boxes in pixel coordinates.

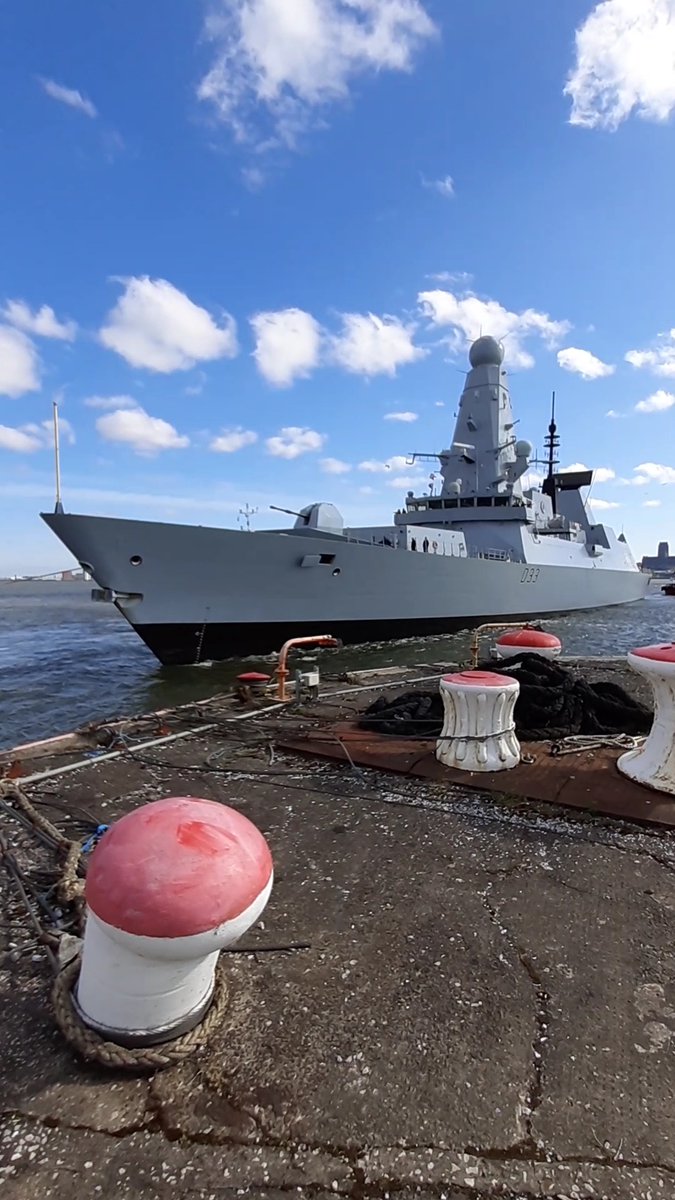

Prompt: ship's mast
[543,391,559,515]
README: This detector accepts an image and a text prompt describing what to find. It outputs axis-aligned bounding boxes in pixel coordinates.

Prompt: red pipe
[275,635,340,700]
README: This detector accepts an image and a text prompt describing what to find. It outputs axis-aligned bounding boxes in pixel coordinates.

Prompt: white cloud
[25,417,75,446]
[2,300,77,341]
[644,499,662,507]
[330,313,425,376]
[320,457,351,474]
[265,426,325,458]
[359,454,411,473]
[593,466,617,484]
[563,462,616,484]
[418,287,570,369]
[556,346,615,379]
[250,308,424,384]
[250,308,322,387]
[241,165,266,190]
[426,270,473,286]
[385,411,418,422]
[99,276,238,372]
[197,0,436,149]
[629,462,675,485]
[210,427,258,452]
[0,425,43,453]
[0,417,74,454]
[590,498,621,510]
[388,474,424,490]
[39,77,97,118]
[635,389,675,413]
[626,331,675,377]
[606,408,625,418]
[96,407,190,456]
[626,349,664,371]
[565,0,675,130]
[0,326,40,397]
[84,394,138,410]
[422,174,455,198]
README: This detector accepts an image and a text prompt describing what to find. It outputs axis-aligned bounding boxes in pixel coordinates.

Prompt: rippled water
[0,579,673,750]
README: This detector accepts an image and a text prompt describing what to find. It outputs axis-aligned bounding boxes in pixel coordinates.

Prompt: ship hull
[41,513,649,666]
[132,607,637,665]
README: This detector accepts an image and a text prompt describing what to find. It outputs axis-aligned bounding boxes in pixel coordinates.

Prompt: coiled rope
[51,956,229,1072]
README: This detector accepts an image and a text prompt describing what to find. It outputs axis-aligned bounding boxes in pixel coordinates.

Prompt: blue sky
[2,0,675,574]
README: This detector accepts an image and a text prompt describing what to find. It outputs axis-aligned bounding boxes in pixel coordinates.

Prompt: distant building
[641,541,675,575]
[4,567,90,583]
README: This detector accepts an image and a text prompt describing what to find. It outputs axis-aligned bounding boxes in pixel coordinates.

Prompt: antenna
[238,502,258,532]
[542,390,560,515]
[53,400,64,514]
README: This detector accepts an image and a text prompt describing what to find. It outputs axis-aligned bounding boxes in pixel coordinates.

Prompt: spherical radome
[469,336,504,368]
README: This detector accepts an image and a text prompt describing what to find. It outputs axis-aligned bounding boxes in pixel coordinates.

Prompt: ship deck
[1,659,675,1200]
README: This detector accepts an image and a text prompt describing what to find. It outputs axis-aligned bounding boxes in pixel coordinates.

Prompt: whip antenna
[53,400,64,514]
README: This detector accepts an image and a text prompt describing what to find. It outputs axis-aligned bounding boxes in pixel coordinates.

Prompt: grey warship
[42,336,648,665]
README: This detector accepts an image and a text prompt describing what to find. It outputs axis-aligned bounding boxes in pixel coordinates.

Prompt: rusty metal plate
[279,725,675,828]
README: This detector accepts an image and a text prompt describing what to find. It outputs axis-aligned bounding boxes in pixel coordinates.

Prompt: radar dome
[469,336,504,368]
[515,440,533,458]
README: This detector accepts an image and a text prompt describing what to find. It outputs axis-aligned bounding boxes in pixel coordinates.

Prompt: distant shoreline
[0,578,91,590]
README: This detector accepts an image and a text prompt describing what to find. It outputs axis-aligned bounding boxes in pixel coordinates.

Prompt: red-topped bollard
[437,670,521,772]
[237,671,272,696]
[494,629,562,660]
[618,644,675,795]
[75,797,273,1046]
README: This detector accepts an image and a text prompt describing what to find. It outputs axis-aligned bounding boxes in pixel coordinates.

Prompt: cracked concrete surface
[478,884,552,1151]
[2,723,675,1198]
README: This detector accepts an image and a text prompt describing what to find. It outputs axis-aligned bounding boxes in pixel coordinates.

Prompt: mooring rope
[0,781,85,908]
[0,779,228,1072]
[51,956,229,1072]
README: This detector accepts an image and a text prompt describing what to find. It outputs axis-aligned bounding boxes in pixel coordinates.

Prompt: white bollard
[76,796,273,1046]
[494,629,562,660]
[617,644,675,795]
[437,670,521,772]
